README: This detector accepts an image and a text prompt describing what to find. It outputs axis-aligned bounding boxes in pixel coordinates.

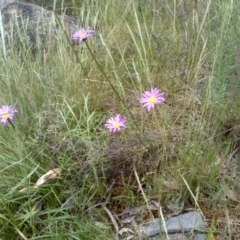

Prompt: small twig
[158,205,170,240]
[84,202,105,212]
[133,164,155,220]
[180,173,205,221]
[104,206,119,240]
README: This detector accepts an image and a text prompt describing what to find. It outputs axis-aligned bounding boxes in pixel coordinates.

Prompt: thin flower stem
[54,14,89,78]
[155,110,171,136]
[54,15,143,142]
[85,41,143,143]
[7,118,15,130]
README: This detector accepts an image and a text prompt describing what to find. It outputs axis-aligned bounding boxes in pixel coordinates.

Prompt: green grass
[1,0,240,239]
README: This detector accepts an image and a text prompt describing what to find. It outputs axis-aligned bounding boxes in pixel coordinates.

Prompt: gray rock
[0,0,15,7]
[138,211,205,240]
[0,0,78,51]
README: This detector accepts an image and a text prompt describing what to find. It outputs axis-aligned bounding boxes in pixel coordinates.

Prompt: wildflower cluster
[103,87,165,133]
[0,28,165,133]
[0,86,165,131]
[71,27,166,134]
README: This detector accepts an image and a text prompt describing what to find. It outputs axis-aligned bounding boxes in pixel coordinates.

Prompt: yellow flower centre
[1,113,10,119]
[113,122,120,128]
[148,96,156,104]
[80,33,87,39]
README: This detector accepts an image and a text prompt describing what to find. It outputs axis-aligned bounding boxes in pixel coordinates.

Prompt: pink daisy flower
[140,88,165,111]
[72,27,94,43]
[104,114,126,133]
[0,105,18,125]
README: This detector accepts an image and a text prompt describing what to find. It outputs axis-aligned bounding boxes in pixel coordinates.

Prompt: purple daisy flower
[0,105,18,125]
[72,27,94,43]
[104,114,126,133]
[140,88,165,112]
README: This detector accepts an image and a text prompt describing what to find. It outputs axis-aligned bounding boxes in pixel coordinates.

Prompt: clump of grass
[1,0,240,238]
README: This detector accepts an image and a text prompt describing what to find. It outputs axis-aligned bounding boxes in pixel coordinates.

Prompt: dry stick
[133,165,154,218]
[133,164,155,238]
[180,173,205,221]
[104,206,119,240]
[133,164,170,239]
[14,227,28,240]
[158,205,170,240]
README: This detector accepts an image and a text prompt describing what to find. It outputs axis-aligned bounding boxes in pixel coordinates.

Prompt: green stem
[85,41,143,143]
[7,118,15,130]
[155,109,171,136]
[54,14,89,78]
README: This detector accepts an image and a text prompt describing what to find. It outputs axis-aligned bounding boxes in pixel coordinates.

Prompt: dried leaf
[20,168,60,192]
[33,168,60,188]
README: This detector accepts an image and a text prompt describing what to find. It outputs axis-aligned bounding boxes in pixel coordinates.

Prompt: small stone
[138,211,205,240]
[0,0,15,7]
[0,0,77,51]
